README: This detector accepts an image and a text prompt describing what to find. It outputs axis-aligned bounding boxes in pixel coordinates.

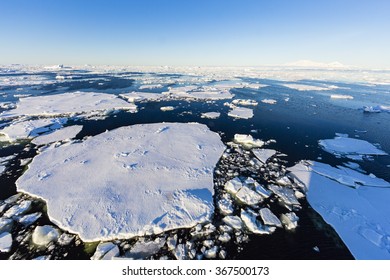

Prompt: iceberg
[17,123,225,242]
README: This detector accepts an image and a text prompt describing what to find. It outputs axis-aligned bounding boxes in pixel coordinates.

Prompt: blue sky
[1,0,389,68]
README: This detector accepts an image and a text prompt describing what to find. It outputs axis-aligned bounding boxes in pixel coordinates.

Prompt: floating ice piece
[204,246,218,259]
[120,92,163,102]
[234,134,264,148]
[201,112,220,119]
[139,84,164,90]
[217,197,234,216]
[166,235,177,251]
[17,123,225,241]
[4,200,32,218]
[173,244,187,260]
[252,149,277,163]
[218,232,231,243]
[363,105,390,113]
[234,186,263,206]
[57,233,75,246]
[224,177,243,195]
[125,238,165,259]
[280,212,299,230]
[289,161,390,259]
[240,209,275,235]
[0,118,67,142]
[261,99,277,105]
[0,91,137,119]
[0,218,13,233]
[160,106,175,111]
[31,125,83,146]
[232,99,258,106]
[330,94,353,99]
[14,212,42,226]
[268,185,300,207]
[168,86,233,100]
[319,136,387,158]
[259,208,282,228]
[101,245,120,260]
[222,216,243,230]
[91,242,117,260]
[0,232,12,253]
[255,184,272,198]
[228,107,253,119]
[32,225,60,246]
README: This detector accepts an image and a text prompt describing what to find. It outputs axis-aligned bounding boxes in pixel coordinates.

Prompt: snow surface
[319,135,387,158]
[31,125,83,146]
[17,123,225,241]
[227,107,254,119]
[0,91,137,119]
[201,112,220,119]
[289,161,390,259]
[0,118,67,142]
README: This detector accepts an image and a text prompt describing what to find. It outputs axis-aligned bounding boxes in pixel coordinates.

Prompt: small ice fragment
[173,244,187,260]
[15,212,42,226]
[222,216,243,230]
[0,232,13,253]
[228,107,254,119]
[101,245,120,260]
[4,200,32,218]
[125,238,165,259]
[252,149,277,163]
[204,246,218,259]
[259,208,282,228]
[234,134,264,148]
[218,232,231,243]
[160,106,175,111]
[280,212,299,230]
[240,209,274,235]
[201,112,221,119]
[261,99,277,105]
[91,242,116,260]
[0,218,14,233]
[32,225,60,246]
[313,246,320,252]
[57,233,75,246]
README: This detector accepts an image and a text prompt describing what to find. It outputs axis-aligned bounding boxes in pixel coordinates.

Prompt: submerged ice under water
[0,65,389,260]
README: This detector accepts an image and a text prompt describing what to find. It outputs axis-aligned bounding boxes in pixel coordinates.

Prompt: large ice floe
[319,134,387,160]
[227,107,254,119]
[16,122,225,241]
[288,161,390,259]
[0,91,137,119]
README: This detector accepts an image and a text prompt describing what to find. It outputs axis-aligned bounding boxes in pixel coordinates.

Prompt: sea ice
[280,212,299,230]
[0,218,13,234]
[91,242,117,260]
[160,106,175,111]
[0,232,12,253]
[252,149,277,163]
[261,99,277,105]
[14,212,42,227]
[227,107,254,119]
[240,209,274,235]
[222,216,243,230]
[0,91,137,119]
[259,208,282,228]
[232,99,258,106]
[4,200,32,218]
[330,94,353,99]
[119,92,163,102]
[32,225,60,246]
[289,161,390,259]
[125,238,165,259]
[0,118,67,142]
[282,84,331,91]
[363,105,390,113]
[319,135,387,158]
[167,86,233,100]
[31,125,83,146]
[201,112,221,119]
[233,134,264,148]
[17,123,225,241]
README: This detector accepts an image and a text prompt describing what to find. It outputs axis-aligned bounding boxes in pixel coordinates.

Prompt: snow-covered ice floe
[167,86,233,100]
[261,99,277,105]
[363,105,390,113]
[31,125,83,146]
[319,135,387,160]
[201,112,221,119]
[233,134,264,148]
[228,107,254,119]
[119,92,163,103]
[232,99,258,106]
[160,106,175,111]
[282,83,334,91]
[16,122,225,241]
[288,160,390,259]
[0,91,137,119]
[0,118,67,142]
[330,94,353,100]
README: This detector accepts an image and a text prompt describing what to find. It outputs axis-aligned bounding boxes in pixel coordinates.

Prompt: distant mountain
[285,60,346,69]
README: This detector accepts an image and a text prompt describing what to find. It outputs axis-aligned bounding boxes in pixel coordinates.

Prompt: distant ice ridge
[319,134,387,160]
[0,91,137,119]
[16,123,225,242]
[289,161,390,259]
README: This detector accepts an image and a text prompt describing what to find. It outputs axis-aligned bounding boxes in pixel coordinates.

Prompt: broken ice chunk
[218,232,231,243]
[280,212,299,230]
[259,208,282,228]
[125,238,165,259]
[14,212,42,226]
[240,209,275,235]
[222,216,243,230]
[4,200,32,218]
[204,246,218,259]
[173,243,187,260]
[0,232,12,253]
[32,225,60,246]
[252,149,277,164]
[101,245,120,260]
[234,134,264,148]
[217,197,234,216]
[228,107,254,119]
[234,186,263,206]
[201,112,221,119]
[224,177,243,195]
[268,184,300,208]
[57,233,75,246]
[91,242,117,260]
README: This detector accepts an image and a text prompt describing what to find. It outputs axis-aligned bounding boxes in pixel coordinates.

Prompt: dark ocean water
[1,68,389,259]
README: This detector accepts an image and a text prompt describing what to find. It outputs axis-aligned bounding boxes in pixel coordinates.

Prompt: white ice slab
[0,232,12,253]
[0,118,67,142]
[160,106,175,111]
[126,238,165,259]
[259,208,282,228]
[252,149,277,163]
[232,99,258,106]
[289,161,390,259]
[282,84,332,91]
[261,99,277,105]
[201,112,221,119]
[120,92,163,102]
[0,91,137,119]
[330,94,353,99]
[234,134,264,148]
[31,125,83,146]
[17,123,225,241]
[319,136,387,158]
[168,86,233,100]
[228,107,254,119]
[32,225,60,246]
